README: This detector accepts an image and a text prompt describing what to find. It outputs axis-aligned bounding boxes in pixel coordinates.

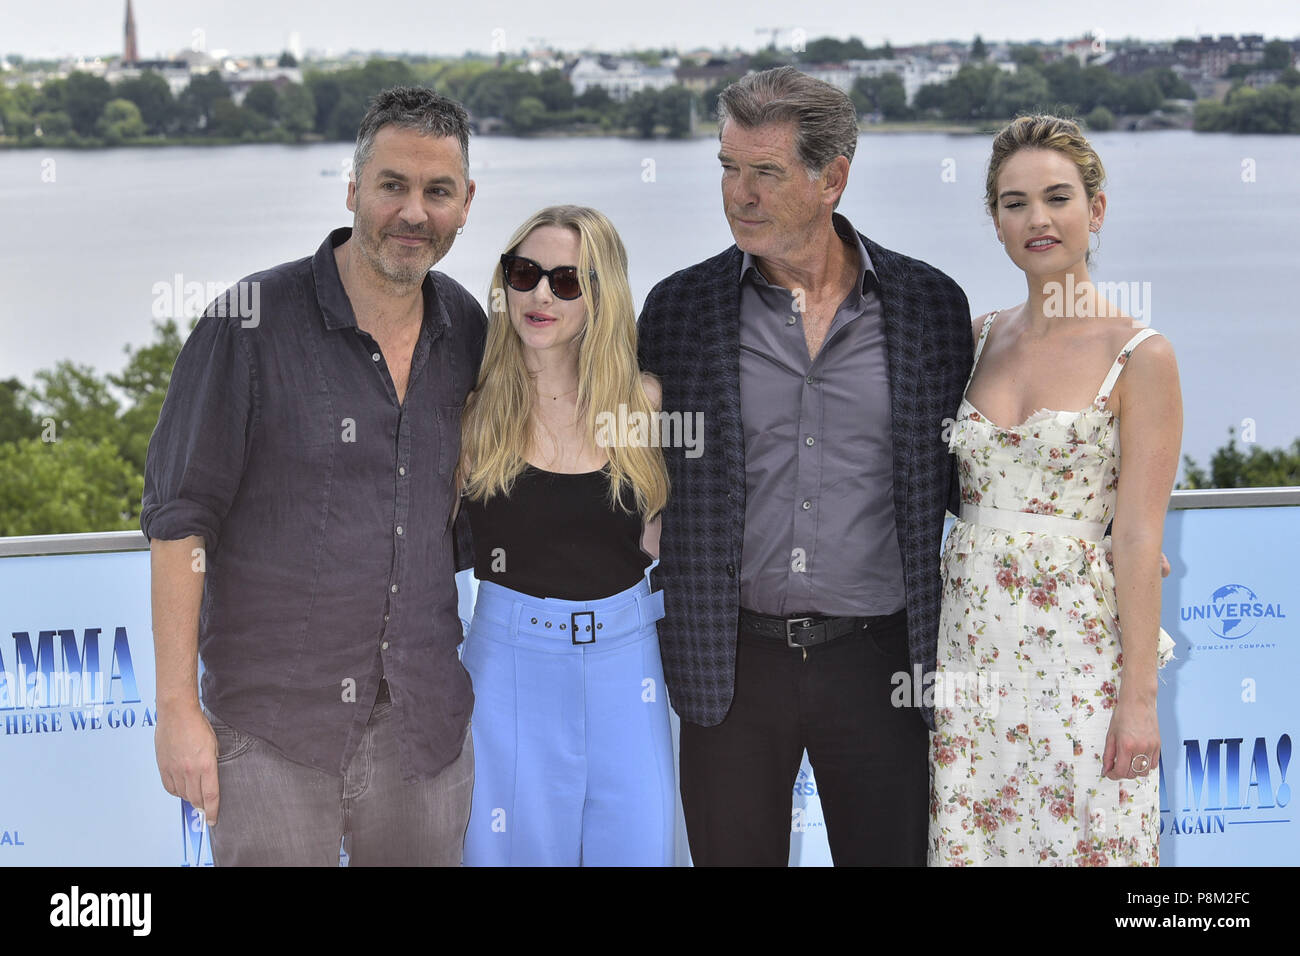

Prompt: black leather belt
[738,608,901,648]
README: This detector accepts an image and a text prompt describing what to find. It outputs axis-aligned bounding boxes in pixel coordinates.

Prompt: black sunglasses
[500,254,595,301]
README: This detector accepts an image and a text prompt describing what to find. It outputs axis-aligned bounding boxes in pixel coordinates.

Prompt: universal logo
[1180,584,1285,645]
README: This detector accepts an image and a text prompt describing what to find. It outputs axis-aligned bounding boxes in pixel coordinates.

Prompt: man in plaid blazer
[637,68,972,865]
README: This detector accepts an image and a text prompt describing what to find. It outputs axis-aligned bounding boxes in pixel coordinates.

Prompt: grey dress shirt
[737,214,906,617]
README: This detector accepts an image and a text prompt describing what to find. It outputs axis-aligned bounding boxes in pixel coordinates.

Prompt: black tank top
[463,465,650,600]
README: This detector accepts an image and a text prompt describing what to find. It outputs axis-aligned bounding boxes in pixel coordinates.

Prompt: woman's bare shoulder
[639,371,662,410]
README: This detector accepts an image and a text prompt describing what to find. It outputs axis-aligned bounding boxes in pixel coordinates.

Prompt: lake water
[2,131,1298,476]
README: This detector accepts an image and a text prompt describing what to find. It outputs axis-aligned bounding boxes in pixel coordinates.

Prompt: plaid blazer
[637,229,972,730]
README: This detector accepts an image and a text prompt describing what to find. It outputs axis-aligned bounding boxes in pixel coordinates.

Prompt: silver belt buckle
[785,616,823,648]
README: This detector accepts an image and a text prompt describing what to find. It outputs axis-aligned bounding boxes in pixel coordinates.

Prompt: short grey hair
[352,86,472,184]
[717,66,860,178]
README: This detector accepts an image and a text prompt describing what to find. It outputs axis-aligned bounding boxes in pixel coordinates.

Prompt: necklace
[539,387,578,401]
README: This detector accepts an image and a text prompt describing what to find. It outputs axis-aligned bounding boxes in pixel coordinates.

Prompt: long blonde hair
[459,205,669,519]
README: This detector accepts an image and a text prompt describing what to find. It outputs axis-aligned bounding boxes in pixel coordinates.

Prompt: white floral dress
[928,312,1170,867]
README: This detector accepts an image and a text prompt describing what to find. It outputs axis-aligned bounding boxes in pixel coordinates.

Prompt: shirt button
[805,436,815,446]
[396,525,404,536]
[381,641,389,650]
[391,584,399,593]
[725,563,736,578]
[802,500,812,510]
[398,466,407,476]
[786,315,796,326]
[806,375,814,384]
[384,613,390,622]
[372,352,381,362]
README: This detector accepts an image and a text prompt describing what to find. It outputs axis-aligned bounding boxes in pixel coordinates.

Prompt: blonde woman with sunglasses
[457,206,672,866]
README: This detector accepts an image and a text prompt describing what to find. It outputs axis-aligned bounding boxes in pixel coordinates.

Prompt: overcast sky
[3,0,1300,60]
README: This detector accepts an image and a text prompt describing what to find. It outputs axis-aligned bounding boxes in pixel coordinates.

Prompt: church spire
[124,0,139,65]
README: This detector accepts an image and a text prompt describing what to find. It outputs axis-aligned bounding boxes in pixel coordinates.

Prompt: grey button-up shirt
[141,228,486,781]
[738,214,906,617]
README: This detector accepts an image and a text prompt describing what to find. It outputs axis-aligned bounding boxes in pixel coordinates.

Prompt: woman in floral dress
[928,115,1182,866]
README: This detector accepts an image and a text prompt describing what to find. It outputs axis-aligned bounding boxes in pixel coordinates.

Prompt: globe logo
[1208,584,1260,640]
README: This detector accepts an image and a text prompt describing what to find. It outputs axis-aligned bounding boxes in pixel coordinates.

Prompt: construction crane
[755,27,791,52]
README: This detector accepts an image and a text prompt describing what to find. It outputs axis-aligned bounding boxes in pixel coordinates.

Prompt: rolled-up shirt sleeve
[140,310,257,552]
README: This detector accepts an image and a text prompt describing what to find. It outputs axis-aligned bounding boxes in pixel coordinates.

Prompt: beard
[351,201,458,288]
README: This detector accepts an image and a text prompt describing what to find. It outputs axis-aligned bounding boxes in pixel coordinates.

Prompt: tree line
[8,37,1292,147]
[0,320,1293,536]
[0,58,705,145]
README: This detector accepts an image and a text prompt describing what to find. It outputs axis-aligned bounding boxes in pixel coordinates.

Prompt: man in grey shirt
[142,87,485,865]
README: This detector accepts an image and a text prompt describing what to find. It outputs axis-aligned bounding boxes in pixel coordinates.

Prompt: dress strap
[1095,328,1162,408]
[965,311,999,392]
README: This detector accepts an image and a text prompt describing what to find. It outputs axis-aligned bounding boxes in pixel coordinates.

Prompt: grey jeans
[206,690,472,866]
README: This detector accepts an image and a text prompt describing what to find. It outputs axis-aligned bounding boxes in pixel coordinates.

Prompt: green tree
[30,361,124,453]
[278,51,299,68]
[0,438,142,535]
[576,85,614,111]
[109,320,184,472]
[464,69,538,118]
[971,35,987,62]
[115,71,174,133]
[989,67,1051,117]
[536,69,574,111]
[32,77,67,116]
[209,98,249,137]
[852,73,910,119]
[1193,98,1230,131]
[623,88,660,137]
[1010,46,1044,69]
[701,75,742,119]
[326,89,369,140]
[63,71,113,136]
[3,108,35,138]
[1181,430,1300,488]
[177,70,230,132]
[0,378,39,443]
[305,71,341,133]
[802,37,870,63]
[1146,67,1195,100]
[1119,74,1163,114]
[1080,65,1123,112]
[1262,39,1293,72]
[507,95,547,133]
[279,82,316,137]
[1043,58,1087,109]
[1085,105,1116,130]
[96,98,146,143]
[655,85,694,137]
[34,110,73,137]
[242,81,280,121]
[940,63,1000,120]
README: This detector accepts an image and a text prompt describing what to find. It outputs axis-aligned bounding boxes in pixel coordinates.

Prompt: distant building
[569,56,676,101]
[673,58,752,94]
[223,65,304,105]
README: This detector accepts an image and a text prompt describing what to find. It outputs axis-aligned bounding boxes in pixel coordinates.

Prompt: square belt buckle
[785,616,825,648]
[571,610,596,645]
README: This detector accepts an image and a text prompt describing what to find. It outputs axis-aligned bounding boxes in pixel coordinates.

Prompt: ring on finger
[1130,753,1152,775]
